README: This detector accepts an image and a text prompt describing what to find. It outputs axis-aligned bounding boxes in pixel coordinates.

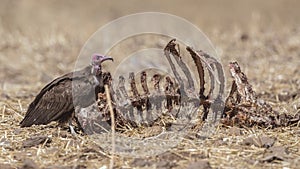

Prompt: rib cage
[75,39,300,135]
[77,39,226,134]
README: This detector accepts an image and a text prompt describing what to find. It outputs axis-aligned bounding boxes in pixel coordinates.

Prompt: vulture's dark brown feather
[20,55,113,128]
[20,66,96,127]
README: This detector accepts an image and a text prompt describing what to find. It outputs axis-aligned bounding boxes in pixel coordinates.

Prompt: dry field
[0,1,299,168]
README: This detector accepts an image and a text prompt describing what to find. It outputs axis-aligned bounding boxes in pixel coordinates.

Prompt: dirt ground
[0,1,299,168]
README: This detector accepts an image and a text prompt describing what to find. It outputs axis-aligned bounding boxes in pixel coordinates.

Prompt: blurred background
[0,0,299,94]
[1,0,299,33]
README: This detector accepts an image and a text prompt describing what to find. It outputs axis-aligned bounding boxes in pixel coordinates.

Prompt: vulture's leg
[66,109,76,135]
[68,119,76,135]
[70,106,82,135]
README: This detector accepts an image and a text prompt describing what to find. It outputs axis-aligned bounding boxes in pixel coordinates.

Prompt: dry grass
[1,1,300,169]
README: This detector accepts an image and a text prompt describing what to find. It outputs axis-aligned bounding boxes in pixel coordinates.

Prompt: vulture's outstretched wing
[20,66,96,127]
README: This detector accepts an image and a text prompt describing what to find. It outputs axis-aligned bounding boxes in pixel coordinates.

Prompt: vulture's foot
[68,119,77,135]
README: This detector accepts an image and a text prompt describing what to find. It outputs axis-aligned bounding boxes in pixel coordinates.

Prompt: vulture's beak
[100,56,114,63]
[91,54,114,75]
[91,54,114,67]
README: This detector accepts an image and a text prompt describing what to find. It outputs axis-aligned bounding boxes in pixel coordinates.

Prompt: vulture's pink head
[91,54,113,75]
